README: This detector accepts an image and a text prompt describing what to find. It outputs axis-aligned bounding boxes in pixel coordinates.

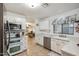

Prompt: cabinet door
[51,39,58,52]
[38,34,42,45]
[51,38,68,54]
[55,39,62,54]
[55,39,67,54]
[35,34,39,43]
[37,35,41,44]
[36,34,43,46]
[40,35,43,45]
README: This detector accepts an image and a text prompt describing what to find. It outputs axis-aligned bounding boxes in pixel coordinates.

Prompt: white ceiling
[4,3,79,23]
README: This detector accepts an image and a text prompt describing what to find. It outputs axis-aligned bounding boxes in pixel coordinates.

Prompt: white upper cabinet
[4,12,26,30]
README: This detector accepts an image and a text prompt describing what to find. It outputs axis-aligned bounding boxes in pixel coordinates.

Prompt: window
[53,24,62,34]
[53,14,76,35]
[62,24,69,34]
[62,23,74,35]
[53,23,74,35]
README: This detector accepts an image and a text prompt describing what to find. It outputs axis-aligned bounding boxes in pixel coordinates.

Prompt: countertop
[51,36,69,41]
[36,32,70,41]
[61,42,79,56]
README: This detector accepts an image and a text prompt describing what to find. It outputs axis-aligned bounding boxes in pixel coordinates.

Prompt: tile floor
[17,36,60,56]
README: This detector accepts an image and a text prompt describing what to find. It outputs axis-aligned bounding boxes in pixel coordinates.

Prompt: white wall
[39,20,49,30]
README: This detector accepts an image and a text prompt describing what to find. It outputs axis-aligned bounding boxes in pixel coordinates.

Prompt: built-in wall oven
[7,38,21,55]
[4,21,22,55]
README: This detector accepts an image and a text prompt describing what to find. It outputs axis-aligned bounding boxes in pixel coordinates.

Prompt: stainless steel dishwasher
[44,37,51,50]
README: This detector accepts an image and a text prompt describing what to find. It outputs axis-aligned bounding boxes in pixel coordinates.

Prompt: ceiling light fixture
[27,3,41,8]
[25,0,41,8]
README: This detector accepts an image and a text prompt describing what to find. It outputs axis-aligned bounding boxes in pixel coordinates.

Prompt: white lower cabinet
[38,34,43,45]
[51,39,58,52]
[35,34,69,54]
[35,34,43,46]
[51,38,68,54]
[35,34,39,43]
[55,39,65,54]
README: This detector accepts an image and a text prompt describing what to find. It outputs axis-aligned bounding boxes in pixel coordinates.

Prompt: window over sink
[53,14,76,35]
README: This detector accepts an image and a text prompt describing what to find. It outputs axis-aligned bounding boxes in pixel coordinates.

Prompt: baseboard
[51,50,61,55]
[13,49,27,56]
